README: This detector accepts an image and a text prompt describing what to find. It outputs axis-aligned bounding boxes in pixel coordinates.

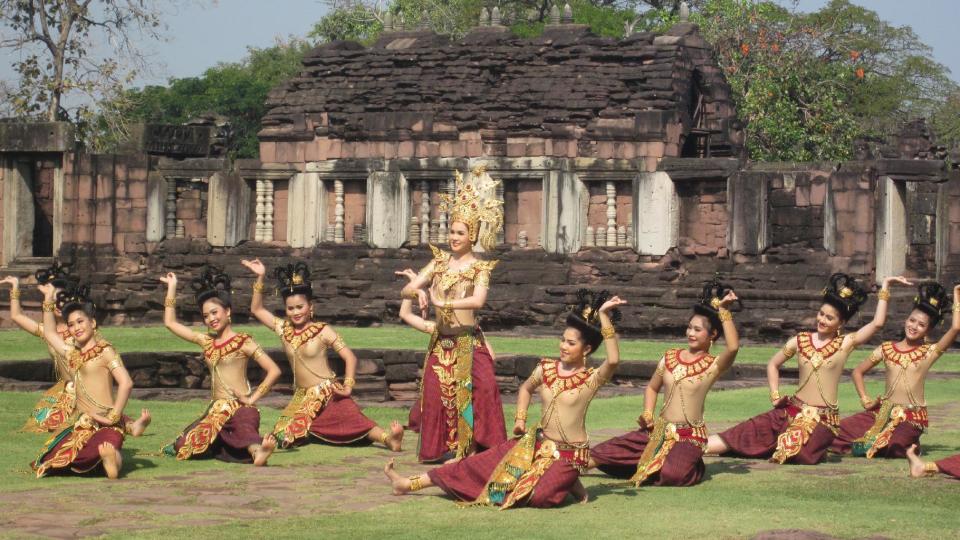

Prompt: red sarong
[309,394,377,444]
[591,428,705,486]
[718,399,837,465]
[32,414,125,477]
[935,455,960,478]
[408,331,506,462]
[428,437,581,508]
[830,409,924,458]
[169,404,263,463]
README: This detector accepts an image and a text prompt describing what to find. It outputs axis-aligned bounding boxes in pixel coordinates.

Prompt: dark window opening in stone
[681,69,708,158]
[31,158,55,257]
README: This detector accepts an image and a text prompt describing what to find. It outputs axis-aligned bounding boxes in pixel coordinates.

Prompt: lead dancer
[398,166,506,462]
[705,273,906,464]
[385,291,625,508]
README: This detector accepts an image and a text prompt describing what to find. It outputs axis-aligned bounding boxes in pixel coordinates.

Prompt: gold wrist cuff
[953,304,960,314]
[42,301,56,313]
[253,281,265,293]
[256,382,271,396]
[10,288,20,300]
[515,410,527,422]
[164,297,176,308]
[106,410,121,424]
[718,308,733,322]
[409,475,424,491]
[401,290,419,300]
[770,390,781,402]
[343,377,356,388]
[877,288,890,301]
[601,325,616,339]
[641,410,654,423]
[860,395,872,405]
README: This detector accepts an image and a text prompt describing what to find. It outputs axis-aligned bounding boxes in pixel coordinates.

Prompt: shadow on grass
[703,459,756,480]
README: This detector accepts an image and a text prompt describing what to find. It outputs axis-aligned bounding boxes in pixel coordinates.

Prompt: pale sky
[2,0,958,90]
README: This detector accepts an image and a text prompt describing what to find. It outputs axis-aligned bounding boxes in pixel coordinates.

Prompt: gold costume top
[273,318,346,388]
[60,339,123,417]
[784,332,851,409]
[190,332,262,401]
[418,245,497,330]
[655,349,721,426]
[525,359,609,445]
[868,341,942,408]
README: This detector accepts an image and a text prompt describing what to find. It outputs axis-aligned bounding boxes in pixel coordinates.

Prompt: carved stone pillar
[420,181,430,245]
[606,181,617,247]
[334,179,345,243]
[166,180,178,239]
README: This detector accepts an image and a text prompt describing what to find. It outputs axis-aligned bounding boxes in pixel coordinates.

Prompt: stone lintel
[659,157,739,179]
[0,122,74,153]
[236,160,299,180]
[876,158,949,182]
[156,157,226,178]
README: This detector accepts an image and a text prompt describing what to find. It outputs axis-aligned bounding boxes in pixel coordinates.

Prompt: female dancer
[705,273,906,465]
[398,167,506,462]
[589,281,739,486]
[32,284,136,479]
[831,282,960,458]
[384,290,625,509]
[3,263,77,432]
[241,259,404,451]
[160,267,279,465]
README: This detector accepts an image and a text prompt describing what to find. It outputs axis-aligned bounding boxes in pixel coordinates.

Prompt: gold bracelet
[401,290,419,300]
[877,288,890,301]
[343,377,356,388]
[10,288,20,300]
[256,382,271,396]
[924,462,940,476]
[409,475,424,491]
[106,410,121,424]
[770,390,781,402]
[718,308,733,322]
[444,300,452,310]
[601,325,616,339]
[641,410,654,424]
[860,395,872,406]
[107,358,123,371]
[953,304,960,314]
[164,297,176,308]
[253,281,265,293]
[515,410,527,422]
[42,301,56,312]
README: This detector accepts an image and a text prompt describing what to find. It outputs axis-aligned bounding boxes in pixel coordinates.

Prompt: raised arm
[933,284,960,358]
[852,346,883,409]
[1,276,42,336]
[851,276,910,347]
[241,259,276,328]
[240,338,281,406]
[399,262,434,315]
[399,297,435,334]
[714,291,741,373]
[513,366,543,436]
[38,283,68,353]
[639,360,664,429]
[767,336,797,406]
[595,296,627,383]
[159,273,198,343]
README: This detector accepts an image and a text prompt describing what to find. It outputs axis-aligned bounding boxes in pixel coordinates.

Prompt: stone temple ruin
[1,18,959,344]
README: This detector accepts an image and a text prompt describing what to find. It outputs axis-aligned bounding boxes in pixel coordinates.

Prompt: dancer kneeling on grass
[831,282,960,459]
[241,258,404,451]
[32,284,146,479]
[705,273,907,465]
[160,268,280,465]
[385,290,625,509]
[589,281,739,487]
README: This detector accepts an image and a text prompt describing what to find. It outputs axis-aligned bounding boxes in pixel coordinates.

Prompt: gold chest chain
[659,349,715,427]
[794,333,844,409]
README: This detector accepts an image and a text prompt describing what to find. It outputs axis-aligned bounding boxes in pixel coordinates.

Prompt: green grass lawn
[3,324,960,371]
[2,378,960,538]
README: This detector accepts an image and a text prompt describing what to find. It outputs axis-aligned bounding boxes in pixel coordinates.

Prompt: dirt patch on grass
[1,450,429,538]
[751,530,891,540]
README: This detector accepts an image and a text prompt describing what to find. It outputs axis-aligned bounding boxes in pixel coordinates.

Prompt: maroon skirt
[427,438,581,508]
[408,333,506,462]
[309,394,377,444]
[33,417,125,477]
[173,405,263,463]
[591,429,705,486]
[718,404,836,465]
[830,410,923,458]
[936,455,960,478]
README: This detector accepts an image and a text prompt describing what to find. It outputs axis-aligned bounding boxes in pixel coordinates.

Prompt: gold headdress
[439,166,504,251]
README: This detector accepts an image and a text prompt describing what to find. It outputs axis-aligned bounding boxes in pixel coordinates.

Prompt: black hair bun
[275,262,312,299]
[191,266,232,307]
[56,283,95,318]
[691,279,738,336]
[914,281,951,325]
[36,260,75,289]
[565,288,621,353]
[822,273,868,321]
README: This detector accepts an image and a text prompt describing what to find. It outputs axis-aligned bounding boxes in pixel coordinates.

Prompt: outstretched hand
[159,272,178,289]
[37,283,56,299]
[334,384,353,398]
[719,290,738,308]
[242,259,266,277]
[883,276,911,288]
[0,276,18,288]
[395,269,418,283]
[599,296,627,313]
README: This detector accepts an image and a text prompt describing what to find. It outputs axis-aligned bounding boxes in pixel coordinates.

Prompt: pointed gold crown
[439,166,504,251]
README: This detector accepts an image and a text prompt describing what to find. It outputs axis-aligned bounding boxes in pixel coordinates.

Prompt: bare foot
[384,458,411,495]
[388,420,404,452]
[128,408,152,437]
[253,435,276,466]
[99,442,120,479]
[907,444,932,478]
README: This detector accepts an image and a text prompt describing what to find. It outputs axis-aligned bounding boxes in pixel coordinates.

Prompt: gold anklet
[379,431,389,445]
[924,462,940,476]
[409,476,423,491]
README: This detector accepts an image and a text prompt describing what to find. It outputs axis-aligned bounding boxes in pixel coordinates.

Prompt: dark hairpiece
[691,279,739,336]
[821,273,868,321]
[565,288,621,353]
[36,260,75,289]
[56,283,96,319]
[191,266,232,308]
[275,262,312,300]
[914,281,951,326]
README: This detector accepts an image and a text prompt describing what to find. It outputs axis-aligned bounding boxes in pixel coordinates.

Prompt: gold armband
[343,377,356,388]
[42,301,56,313]
[409,475,424,491]
[475,271,491,289]
[331,334,346,353]
[164,297,177,308]
[252,346,266,360]
[35,323,44,338]
[655,363,665,377]
[867,350,883,365]
[781,346,796,360]
[256,382,271,396]
[953,303,960,314]
[928,343,942,359]
[401,289,419,300]
[106,358,124,371]
[770,389,781,402]
[515,410,527,422]
[718,308,733,322]
[253,281,265,293]
[877,288,890,302]
[601,325,616,340]
[9,288,20,300]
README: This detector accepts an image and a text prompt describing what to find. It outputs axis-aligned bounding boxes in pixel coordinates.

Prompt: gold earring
[709,339,714,350]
